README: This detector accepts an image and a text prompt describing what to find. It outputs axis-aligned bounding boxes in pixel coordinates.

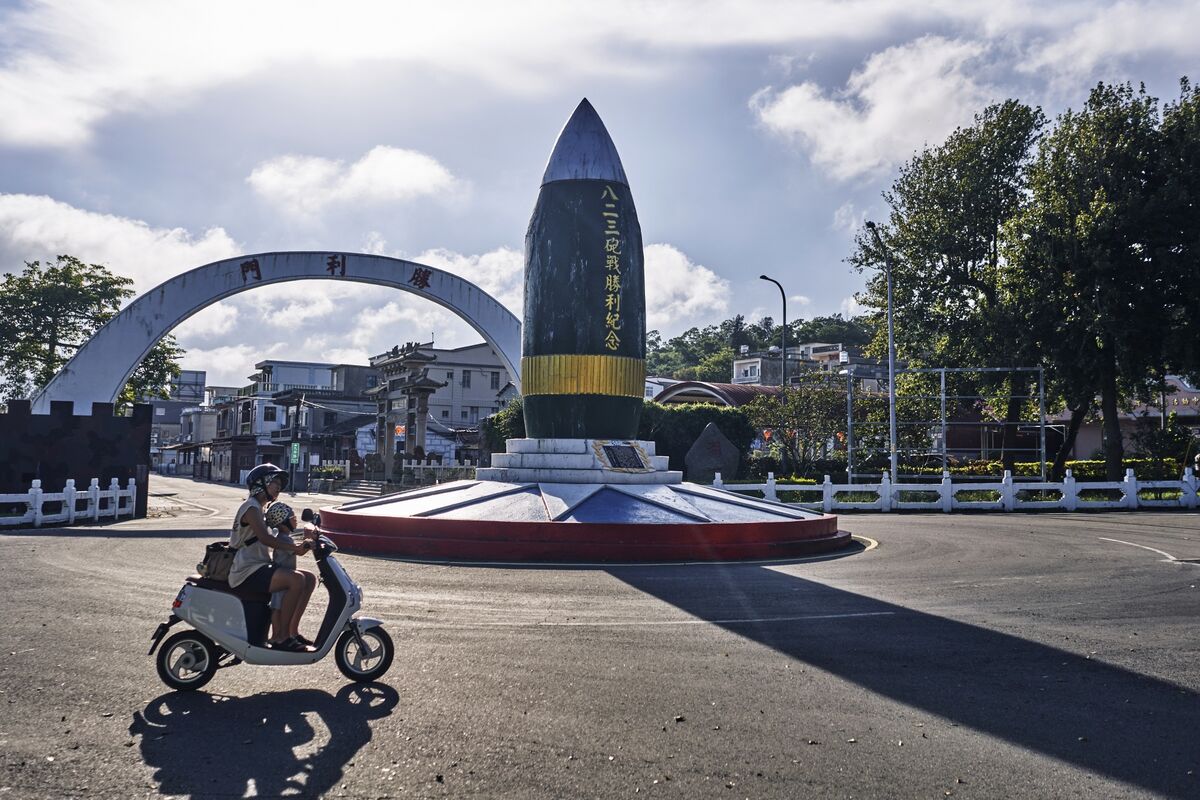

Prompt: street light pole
[759,275,787,387]
[865,221,898,483]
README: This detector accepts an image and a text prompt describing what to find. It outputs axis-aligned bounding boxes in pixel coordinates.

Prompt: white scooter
[149,510,394,691]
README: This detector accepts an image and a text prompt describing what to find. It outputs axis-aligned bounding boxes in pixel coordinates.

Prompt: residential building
[369,341,509,477]
[209,360,337,484]
[732,343,874,386]
[270,363,381,486]
[147,369,208,472]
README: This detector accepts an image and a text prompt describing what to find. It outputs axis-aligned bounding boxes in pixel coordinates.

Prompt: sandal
[294,634,315,647]
[273,636,311,652]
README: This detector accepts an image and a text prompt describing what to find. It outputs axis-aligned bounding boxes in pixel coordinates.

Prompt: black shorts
[239,564,278,593]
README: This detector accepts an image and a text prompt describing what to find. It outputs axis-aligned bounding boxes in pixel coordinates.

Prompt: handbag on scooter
[196,541,237,581]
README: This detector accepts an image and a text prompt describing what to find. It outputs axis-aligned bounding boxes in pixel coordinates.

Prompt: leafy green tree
[1156,79,1200,383]
[1009,83,1172,479]
[849,100,1045,471]
[0,255,184,407]
[646,313,877,381]
[743,373,846,477]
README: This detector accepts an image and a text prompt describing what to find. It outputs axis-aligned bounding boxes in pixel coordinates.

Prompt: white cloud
[790,294,811,307]
[0,194,240,291]
[832,202,867,235]
[643,243,730,335]
[412,246,524,315]
[172,303,239,341]
[840,295,865,318]
[0,1,1101,150]
[247,146,463,219]
[181,343,282,388]
[751,36,996,180]
[1019,2,1200,86]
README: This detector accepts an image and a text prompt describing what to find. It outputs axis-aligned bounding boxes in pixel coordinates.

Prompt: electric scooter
[148,510,393,691]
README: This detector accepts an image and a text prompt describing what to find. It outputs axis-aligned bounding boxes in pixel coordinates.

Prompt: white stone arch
[30,251,522,413]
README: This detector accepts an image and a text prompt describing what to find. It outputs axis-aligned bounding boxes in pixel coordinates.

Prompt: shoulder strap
[231,498,263,549]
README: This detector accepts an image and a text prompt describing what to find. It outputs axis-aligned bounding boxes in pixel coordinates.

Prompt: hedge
[902,458,1183,481]
[480,399,755,479]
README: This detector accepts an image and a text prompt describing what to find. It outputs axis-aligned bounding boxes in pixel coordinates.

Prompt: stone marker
[684,423,740,484]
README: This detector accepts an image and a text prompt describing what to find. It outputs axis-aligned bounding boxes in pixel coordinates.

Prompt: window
[366,376,378,388]
[490,371,500,390]
[442,410,449,418]
[461,410,468,420]
[324,412,336,427]
[446,370,454,381]
[155,407,165,416]
[263,406,277,422]
[461,370,471,388]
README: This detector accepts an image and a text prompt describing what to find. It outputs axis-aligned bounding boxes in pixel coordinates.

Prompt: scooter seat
[186,574,271,604]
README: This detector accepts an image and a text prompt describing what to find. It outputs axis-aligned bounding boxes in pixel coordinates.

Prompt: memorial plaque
[602,444,645,470]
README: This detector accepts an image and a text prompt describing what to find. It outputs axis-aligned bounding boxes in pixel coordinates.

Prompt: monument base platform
[319,439,847,562]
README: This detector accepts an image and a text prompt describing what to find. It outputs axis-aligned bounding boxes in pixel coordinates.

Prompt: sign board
[394,425,406,437]
[309,454,320,466]
[290,442,300,464]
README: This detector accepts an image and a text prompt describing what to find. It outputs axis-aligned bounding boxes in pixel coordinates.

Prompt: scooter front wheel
[156,630,219,691]
[334,625,394,683]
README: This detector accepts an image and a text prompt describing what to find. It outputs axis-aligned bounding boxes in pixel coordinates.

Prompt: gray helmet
[246,463,288,495]
[265,502,295,529]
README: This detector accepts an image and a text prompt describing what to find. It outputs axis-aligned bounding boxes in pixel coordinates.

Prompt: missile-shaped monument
[318,100,847,561]
[522,98,645,439]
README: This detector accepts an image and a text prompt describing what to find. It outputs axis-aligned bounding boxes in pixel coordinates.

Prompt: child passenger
[264,502,318,648]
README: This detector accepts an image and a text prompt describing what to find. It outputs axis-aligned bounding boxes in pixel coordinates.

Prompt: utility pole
[866,221,898,483]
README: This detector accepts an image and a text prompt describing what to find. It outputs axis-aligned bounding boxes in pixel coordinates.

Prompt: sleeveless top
[228,496,272,587]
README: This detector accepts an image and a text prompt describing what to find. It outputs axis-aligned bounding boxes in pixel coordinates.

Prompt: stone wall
[0,400,151,517]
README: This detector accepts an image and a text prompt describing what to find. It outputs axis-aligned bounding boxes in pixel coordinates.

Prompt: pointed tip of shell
[541,99,629,186]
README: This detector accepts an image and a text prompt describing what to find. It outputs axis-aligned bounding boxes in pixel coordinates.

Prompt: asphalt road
[1,475,1198,799]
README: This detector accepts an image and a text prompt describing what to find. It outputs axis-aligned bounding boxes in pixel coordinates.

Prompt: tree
[1009,83,1172,479]
[849,100,1046,471]
[743,373,846,477]
[645,313,877,381]
[0,255,184,407]
[1156,79,1200,383]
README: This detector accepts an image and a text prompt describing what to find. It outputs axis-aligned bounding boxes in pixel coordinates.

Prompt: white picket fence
[713,468,1200,513]
[0,478,138,528]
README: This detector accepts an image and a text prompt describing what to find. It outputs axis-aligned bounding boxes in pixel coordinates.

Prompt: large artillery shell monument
[321,100,848,561]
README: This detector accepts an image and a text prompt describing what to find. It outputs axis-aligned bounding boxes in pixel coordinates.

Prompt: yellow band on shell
[521,354,645,398]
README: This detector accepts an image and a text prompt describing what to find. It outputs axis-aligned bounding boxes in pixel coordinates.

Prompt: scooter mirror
[301,508,314,522]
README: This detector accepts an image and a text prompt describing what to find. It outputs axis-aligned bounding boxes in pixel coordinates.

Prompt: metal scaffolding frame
[845,366,1046,482]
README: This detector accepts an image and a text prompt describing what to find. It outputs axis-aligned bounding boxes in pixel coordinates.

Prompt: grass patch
[1015,489,1064,502]
[1077,488,1124,502]
[778,489,823,503]
[1137,488,1182,501]
[953,489,1001,503]
[834,491,880,503]
[897,490,941,503]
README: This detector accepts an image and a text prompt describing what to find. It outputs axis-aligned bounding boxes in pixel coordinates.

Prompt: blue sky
[1,1,1197,386]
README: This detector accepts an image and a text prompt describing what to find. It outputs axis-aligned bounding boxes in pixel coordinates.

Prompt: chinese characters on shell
[601,185,622,351]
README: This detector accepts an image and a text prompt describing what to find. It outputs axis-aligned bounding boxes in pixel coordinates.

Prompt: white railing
[0,478,138,528]
[713,468,1200,513]
[392,458,476,486]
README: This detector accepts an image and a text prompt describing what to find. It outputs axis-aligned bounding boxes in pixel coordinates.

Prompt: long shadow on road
[608,561,1199,798]
[130,683,397,798]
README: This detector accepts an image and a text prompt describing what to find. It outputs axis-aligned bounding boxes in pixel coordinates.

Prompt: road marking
[429,611,897,628]
[1098,537,1198,564]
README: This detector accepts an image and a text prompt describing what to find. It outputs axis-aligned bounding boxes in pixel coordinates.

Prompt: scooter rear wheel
[156,630,219,691]
[335,626,394,683]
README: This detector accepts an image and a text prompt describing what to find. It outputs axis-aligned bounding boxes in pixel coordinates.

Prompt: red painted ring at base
[317,508,850,562]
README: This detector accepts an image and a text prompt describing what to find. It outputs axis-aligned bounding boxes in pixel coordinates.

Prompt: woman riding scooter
[229,464,317,652]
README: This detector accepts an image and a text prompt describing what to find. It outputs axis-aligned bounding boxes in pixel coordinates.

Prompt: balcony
[237,382,326,397]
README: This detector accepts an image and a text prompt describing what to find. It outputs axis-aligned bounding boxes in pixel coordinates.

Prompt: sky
[1,0,1198,387]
